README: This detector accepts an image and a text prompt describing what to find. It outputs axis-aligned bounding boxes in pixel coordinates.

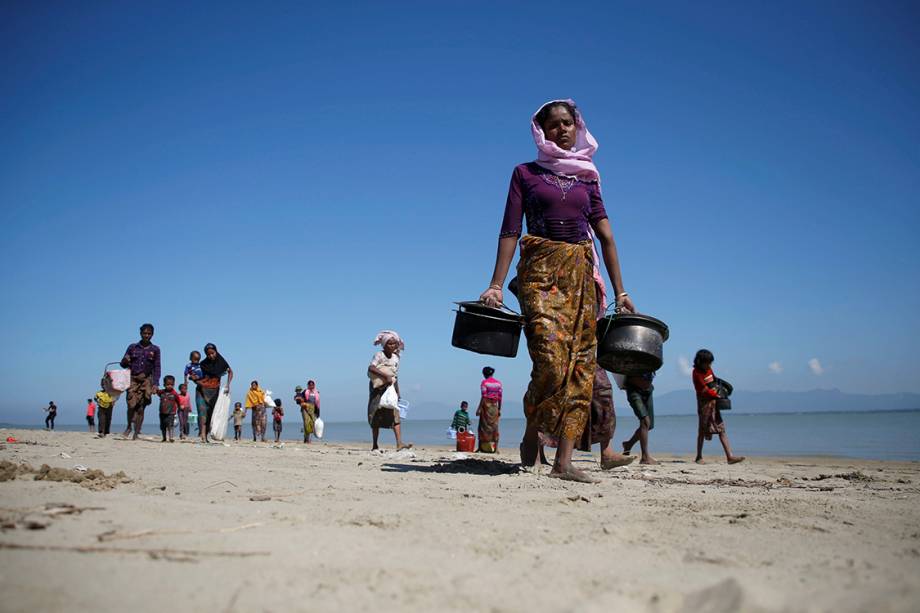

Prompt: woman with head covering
[367,330,411,451]
[194,343,233,443]
[480,100,636,483]
[476,366,503,453]
[296,380,320,443]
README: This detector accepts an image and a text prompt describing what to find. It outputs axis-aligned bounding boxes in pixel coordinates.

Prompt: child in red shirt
[692,349,744,465]
[156,375,181,443]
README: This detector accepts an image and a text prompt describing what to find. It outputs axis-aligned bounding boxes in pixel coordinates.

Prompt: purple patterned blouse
[499,162,608,243]
[122,342,161,384]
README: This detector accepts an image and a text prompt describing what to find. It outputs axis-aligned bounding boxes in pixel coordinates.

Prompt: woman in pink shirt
[476,367,503,453]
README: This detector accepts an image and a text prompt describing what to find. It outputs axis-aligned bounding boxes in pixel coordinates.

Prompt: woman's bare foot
[601,454,636,470]
[548,467,599,484]
[519,441,538,467]
[639,457,659,465]
[727,456,745,464]
[695,457,705,464]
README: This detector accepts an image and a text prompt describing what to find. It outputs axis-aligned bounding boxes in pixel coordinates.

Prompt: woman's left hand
[616,295,636,314]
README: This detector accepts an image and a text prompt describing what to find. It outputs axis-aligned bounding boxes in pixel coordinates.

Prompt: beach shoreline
[1,428,918,612]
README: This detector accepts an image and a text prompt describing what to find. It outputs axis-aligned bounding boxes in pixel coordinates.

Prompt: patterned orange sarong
[518,235,598,443]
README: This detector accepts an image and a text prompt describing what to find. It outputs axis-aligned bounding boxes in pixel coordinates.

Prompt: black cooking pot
[596,312,670,375]
[452,301,524,358]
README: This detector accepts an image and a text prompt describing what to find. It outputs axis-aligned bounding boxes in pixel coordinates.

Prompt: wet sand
[0,428,918,612]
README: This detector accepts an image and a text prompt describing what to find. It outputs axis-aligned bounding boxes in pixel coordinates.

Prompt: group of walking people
[70,100,742,476]
[84,323,322,445]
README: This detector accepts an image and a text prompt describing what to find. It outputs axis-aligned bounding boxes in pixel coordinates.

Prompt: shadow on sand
[381,457,523,476]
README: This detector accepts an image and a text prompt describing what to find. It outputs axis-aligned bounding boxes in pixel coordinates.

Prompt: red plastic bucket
[456,430,475,453]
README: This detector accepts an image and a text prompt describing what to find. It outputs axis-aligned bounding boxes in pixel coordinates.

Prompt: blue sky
[1,1,918,424]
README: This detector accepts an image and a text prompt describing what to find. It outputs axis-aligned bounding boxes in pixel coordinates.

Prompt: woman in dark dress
[190,343,233,443]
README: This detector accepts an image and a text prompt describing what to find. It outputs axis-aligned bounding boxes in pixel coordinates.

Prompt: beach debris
[565,494,591,504]
[5,437,16,443]
[808,471,875,482]
[97,521,264,542]
[0,542,269,560]
[0,502,105,531]
[43,503,105,516]
[73,465,88,472]
[612,472,774,490]
[23,521,48,530]
[345,516,396,529]
[0,461,131,491]
[59,452,71,459]
[205,480,237,489]
[249,495,272,502]
[0,461,35,482]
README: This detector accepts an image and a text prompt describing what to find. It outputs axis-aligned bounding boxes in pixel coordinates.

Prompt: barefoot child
[176,384,191,439]
[156,375,180,442]
[85,398,96,433]
[232,402,244,441]
[94,389,115,437]
[692,349,744,465]
[622,372,657,464]
[272,399,284,443]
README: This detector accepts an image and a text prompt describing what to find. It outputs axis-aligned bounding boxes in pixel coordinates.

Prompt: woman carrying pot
[480,99,635,483]
[191,343,233,443]
[367,330,411,451]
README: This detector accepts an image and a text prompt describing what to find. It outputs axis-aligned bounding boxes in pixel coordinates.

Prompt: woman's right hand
[480,287,503,308]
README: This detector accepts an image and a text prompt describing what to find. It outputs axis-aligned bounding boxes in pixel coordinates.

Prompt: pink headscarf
[531,99,600,182]
[373,330,405,353]
[532,99,608,314]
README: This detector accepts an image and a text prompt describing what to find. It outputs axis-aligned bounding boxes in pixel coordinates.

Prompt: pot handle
[597,304,625,339]
[474,300,521,316]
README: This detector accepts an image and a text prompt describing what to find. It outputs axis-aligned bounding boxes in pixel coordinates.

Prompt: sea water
[6,410,919,461]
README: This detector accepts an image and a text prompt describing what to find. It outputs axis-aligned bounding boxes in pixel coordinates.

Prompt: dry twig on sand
[97,521,264,542]
[0,542,269,559]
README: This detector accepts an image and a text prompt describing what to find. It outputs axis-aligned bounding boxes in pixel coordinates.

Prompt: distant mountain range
[408,389,920,420]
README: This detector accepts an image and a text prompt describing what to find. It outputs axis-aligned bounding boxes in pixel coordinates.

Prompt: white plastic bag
[379,385,399,410]
[446,427,457,440]
[263,390,274,408]
[105,368,131,393]
[209,390,231,441]
[314,417,324,439]
[397,399,409,419]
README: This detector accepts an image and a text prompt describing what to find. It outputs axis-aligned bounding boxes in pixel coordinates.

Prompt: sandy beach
[0,429,918,612]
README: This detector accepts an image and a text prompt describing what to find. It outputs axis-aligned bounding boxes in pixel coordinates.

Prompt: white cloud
[678,355,693,376]
[768,361,783,374]
[808,358,824,376]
